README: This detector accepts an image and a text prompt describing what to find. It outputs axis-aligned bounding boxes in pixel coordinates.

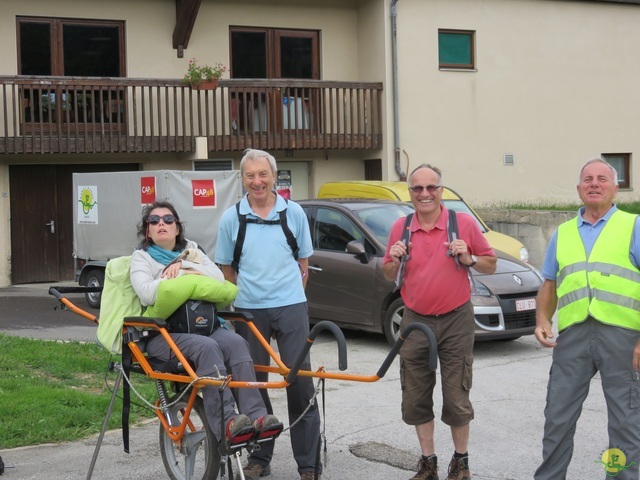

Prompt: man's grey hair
[240,149,278,175]
[579,156,618,185]
[407,163,443,186]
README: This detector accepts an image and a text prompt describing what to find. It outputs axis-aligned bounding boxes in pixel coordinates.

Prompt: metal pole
[86,368,123,480]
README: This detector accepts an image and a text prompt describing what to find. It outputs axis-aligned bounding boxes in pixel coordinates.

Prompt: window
[18,17,125,77]
[194,160,234,171]
[229,27,320,133]
[17,17,126,128]
[602,153,631,189]
[438,29,475,70]
[314,208,363,252]
[230,27,319,79]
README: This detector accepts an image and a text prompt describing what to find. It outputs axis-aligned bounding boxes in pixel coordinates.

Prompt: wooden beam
[173,0,203,56]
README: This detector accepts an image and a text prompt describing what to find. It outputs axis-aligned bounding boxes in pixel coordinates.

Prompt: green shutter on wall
[439,32,472,67]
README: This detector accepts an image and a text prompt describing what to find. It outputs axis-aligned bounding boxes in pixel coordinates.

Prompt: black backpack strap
[395,213,414,289]
[447,209,461,270]
[231,202,246,273]
[447,209,459,243]
[401,213,414,247]
[232,198,299,272]
[279,208,299,260]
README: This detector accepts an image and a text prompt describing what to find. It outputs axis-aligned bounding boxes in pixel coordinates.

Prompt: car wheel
[85,269,104,309]
[383,297,405,346]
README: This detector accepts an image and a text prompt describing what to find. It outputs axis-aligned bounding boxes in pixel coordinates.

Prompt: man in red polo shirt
[383,164,496,480]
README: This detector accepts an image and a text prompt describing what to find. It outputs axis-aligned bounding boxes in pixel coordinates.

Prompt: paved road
[0,284,609,479]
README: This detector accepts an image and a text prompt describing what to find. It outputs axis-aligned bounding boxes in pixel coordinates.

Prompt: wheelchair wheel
[159,394,220,480]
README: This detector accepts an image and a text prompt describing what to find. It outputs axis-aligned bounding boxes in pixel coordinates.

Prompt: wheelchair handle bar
[285,321,348,384]
[376,323,438,378]
[49,286,99,323]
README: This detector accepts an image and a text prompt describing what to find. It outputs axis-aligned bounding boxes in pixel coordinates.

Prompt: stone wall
[475,208,578,269]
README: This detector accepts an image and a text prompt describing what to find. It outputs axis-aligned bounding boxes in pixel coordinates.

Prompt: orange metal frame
[52,291,436,449]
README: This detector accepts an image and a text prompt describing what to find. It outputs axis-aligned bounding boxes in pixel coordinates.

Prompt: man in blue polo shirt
[215,149,321,480]
[534,157,640,480]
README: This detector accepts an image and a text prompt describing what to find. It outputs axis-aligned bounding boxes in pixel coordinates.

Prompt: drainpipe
[390,0,406,181]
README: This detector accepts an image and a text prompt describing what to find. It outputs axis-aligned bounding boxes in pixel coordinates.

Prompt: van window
[315,208,368,253]
[354,204,413,245]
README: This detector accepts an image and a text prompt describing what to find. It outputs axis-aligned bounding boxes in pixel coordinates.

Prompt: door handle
[45,220,55,234]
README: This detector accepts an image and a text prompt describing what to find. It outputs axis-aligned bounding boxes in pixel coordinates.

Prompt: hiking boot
[225,414,255,451]
[237,462,271,480]
[253,414,284,444]
[300,472,321,480]
[410,456,438,480]
[446,456,471,480]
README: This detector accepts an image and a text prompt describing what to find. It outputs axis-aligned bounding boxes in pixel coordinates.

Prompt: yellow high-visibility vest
[556,210,640,332]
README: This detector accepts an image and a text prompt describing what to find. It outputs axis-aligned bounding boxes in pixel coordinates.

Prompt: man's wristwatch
[468,255,477,267]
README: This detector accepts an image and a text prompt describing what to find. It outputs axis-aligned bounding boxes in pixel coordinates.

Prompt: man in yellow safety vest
[534,157,640,480]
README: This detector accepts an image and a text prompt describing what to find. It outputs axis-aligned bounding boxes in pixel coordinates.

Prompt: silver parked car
[299,199,542,345]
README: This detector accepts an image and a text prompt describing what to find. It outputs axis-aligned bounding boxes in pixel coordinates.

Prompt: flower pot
[192,79,218,90]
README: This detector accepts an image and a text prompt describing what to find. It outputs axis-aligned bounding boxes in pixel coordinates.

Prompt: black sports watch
[468,255,477,267]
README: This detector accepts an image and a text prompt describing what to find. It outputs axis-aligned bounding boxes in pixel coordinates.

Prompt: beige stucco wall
[394,0,640,205]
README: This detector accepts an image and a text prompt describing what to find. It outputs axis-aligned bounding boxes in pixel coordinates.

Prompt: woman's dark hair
[136,200,187,251]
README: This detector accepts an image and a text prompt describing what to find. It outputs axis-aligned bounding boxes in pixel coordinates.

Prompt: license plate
[515,298,536,311]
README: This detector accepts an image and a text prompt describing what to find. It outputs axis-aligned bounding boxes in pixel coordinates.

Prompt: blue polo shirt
[215,193,313,309]
[541,205,640,280]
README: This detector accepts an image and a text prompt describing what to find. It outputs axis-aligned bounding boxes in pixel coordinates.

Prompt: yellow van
[317,180,529,262]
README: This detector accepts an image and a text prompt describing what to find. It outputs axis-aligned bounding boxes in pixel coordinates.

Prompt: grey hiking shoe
[446,456,471,480]
[225,414,254,451]
[253,414,283,444]
[237,462,271,480]
[410,456,438,480]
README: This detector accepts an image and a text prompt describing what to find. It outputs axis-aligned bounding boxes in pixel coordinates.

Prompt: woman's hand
[161,261,182,279]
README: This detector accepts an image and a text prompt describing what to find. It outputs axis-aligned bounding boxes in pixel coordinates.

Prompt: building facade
[1,0,639,285]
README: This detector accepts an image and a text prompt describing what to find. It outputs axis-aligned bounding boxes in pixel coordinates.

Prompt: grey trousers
[146,327,266,443]
[234,302,322,475]
[534,318,640,480]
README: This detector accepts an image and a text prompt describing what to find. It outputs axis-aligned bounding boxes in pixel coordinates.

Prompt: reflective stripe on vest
[556,210,640,332]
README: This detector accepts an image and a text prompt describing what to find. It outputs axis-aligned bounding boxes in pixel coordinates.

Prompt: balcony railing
[0,76,383,155]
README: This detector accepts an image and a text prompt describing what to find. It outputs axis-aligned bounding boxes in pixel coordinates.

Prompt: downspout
[390,0,406,181]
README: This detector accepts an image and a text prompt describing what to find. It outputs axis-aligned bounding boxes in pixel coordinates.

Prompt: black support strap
[232,199,299,273]
[121,343,132,454]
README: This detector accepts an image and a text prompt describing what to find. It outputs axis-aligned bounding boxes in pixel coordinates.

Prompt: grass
[0,334,157,449]
[502,201,640,214]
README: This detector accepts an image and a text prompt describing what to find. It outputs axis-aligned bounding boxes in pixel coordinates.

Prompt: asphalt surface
[0,284,610,480]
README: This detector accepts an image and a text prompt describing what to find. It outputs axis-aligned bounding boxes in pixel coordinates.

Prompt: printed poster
[192,179,216,208]
[77,186,98,224]
[141,176,157,204]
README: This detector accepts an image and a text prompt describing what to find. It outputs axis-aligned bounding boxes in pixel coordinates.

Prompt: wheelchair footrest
[254,421,284,444]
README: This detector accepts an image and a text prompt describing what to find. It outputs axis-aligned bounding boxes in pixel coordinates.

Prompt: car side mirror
[346,240,369,264]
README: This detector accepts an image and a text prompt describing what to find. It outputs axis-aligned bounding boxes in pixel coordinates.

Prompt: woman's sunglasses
[147,214,177,225]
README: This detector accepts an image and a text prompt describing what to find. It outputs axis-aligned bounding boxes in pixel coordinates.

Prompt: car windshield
[442,199,488,233]
[353,203,415,245]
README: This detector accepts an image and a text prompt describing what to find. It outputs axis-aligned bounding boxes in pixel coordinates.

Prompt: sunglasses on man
[408,184,442,194]
[147,214,177,225]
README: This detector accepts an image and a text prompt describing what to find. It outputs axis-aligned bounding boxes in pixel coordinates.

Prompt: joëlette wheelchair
[49,285,437,480]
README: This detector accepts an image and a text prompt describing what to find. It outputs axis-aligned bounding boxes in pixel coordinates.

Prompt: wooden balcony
[0,76,383,155]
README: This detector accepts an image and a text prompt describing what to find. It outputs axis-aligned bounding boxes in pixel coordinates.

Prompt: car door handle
[308,265,322,273]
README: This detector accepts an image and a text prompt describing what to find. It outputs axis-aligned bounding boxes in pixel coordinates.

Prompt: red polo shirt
[383,205,494,316]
